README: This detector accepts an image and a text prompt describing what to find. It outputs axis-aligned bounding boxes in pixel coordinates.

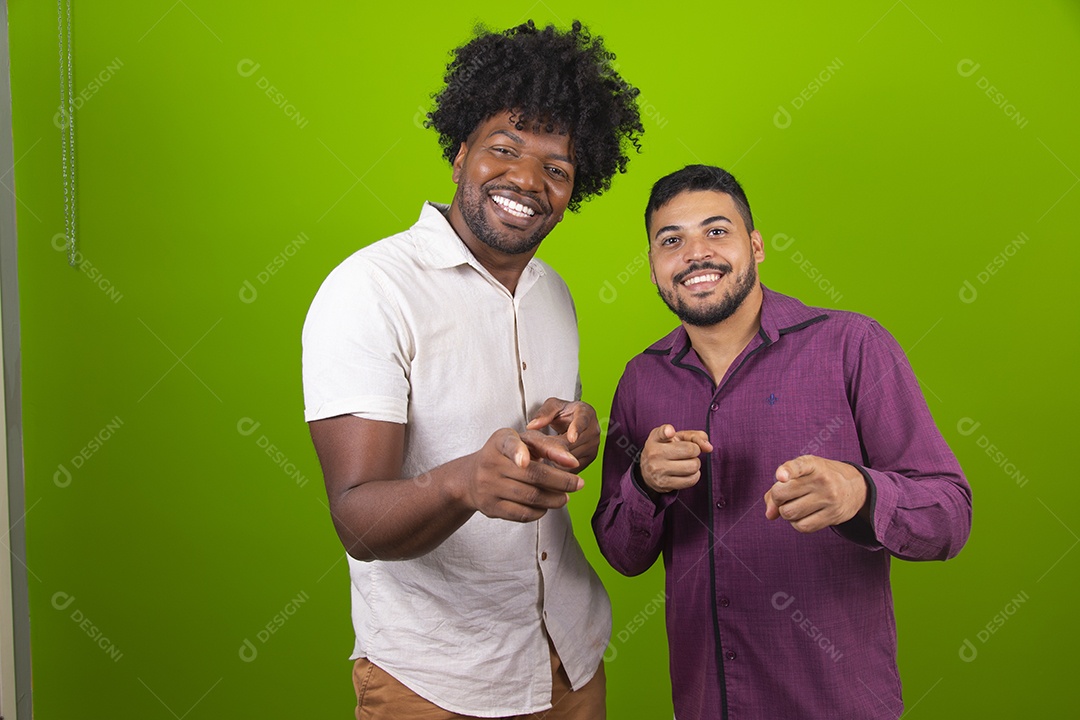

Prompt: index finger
[673,430,713,454]
[526,397,568,431]
[563,402,596,445]
[520,430,579,469]
[648,424,678,444]
[497,430,530,469]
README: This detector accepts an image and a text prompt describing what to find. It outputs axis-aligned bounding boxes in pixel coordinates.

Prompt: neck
[446,202,535,295]
[684,284,765,384]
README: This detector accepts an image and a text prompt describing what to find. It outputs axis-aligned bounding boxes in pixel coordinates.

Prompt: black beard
[658,261,757,327]
[458,182,549,256]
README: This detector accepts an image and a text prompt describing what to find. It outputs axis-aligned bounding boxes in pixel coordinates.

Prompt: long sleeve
[592,374,673,576]
[841,319,973,561]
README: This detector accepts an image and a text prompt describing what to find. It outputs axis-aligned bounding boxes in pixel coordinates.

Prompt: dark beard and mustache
[457,182,552,256]
[657,260,758,327]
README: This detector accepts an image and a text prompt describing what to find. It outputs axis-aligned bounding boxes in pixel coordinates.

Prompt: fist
[639,425,713,494]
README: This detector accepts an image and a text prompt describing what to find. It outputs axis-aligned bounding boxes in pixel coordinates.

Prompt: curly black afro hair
[426,20,644,213]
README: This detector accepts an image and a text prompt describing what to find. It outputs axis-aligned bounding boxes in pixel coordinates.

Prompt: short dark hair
[645,165,754,233]
[426,20,644,213]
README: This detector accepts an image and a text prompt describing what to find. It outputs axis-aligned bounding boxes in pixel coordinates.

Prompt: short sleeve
[301,256,412,424]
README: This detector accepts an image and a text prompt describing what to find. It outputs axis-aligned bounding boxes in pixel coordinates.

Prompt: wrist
[632,459,662,502]
[439,454,475,512]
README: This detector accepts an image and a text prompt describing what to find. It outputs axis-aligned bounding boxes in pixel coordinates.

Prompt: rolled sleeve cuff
[304,395,407,424]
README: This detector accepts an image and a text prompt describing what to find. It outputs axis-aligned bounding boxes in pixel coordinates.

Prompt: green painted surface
[7,1,1078,716]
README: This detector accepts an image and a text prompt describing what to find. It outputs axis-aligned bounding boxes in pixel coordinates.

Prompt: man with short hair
[593,165,972,719]
[303,21,642,719]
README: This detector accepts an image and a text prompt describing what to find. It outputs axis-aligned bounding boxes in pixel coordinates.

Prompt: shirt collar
[410,201,547,290]
[411,202,476,271]
[645,284,830,357]
[756,285,830,343]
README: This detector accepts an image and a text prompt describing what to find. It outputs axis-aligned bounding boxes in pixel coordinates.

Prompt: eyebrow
[487,129,573,165]
[653,215,734,240]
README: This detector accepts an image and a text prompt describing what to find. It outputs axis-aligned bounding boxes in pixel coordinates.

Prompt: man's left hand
[764,455,869,533]
[526,398,600,471]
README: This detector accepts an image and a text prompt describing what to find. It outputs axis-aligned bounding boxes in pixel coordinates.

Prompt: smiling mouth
[682,273,723,287]
[491,195,536,218]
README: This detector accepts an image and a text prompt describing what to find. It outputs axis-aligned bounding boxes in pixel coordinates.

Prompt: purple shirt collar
[645,284,831,380]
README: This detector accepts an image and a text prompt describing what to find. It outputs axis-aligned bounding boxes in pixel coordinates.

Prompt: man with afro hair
[303,20,643,719]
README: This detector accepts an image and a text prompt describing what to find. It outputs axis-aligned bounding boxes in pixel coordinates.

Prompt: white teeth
[684,273,722,287]
[492,195,536,218]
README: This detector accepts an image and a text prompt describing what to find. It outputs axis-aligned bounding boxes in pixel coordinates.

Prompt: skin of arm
[310,398,599,562]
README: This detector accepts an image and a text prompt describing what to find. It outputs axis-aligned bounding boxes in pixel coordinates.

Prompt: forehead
[470,112,574,159]
[649,190,744,233]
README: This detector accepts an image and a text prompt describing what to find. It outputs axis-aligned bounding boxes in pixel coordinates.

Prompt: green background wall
[6,1,1078,717]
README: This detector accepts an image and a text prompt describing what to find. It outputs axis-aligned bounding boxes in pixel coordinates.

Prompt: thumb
[776,455,817,483]
[763,488,781,520]
[499,430,530,469]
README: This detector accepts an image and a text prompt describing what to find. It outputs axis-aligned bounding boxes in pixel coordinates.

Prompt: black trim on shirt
[703,412,730,720]
[757,326,773,347]
[671,334,715,384]
[776,313,829,336]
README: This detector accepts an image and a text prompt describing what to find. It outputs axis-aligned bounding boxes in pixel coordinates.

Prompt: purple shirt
[593,286,972,720]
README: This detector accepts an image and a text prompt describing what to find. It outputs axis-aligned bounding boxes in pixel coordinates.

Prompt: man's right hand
[458,428,585,523]
[639,424,713,495]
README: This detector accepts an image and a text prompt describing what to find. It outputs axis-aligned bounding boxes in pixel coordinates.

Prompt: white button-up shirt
[302,202,611,717]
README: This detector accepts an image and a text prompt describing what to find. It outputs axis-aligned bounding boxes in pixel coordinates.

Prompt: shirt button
[716,497,726,509]
[541,551,548,561]
[710,402,719,412]
[725,650,736,661]
[522,361,527,371]
[718,596,730,608]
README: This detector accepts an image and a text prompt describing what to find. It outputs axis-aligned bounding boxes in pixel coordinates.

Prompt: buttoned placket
[671,327,773,719]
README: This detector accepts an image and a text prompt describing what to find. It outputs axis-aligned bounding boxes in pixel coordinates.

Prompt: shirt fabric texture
[303,202,611,717]
[593,286,972,720]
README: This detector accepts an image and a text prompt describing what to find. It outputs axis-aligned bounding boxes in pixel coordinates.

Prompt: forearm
[593,463,668,576]
[329,455,476,562]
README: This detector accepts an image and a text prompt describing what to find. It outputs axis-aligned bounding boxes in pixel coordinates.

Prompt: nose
[504,156,545,194]
[682,235,712,262]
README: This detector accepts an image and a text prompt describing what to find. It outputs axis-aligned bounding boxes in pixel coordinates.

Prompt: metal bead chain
[58,0,77,267]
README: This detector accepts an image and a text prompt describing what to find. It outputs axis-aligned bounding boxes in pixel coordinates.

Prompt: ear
[648,251,657,285]
[451,141,468,184]
[750,229,765,264]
